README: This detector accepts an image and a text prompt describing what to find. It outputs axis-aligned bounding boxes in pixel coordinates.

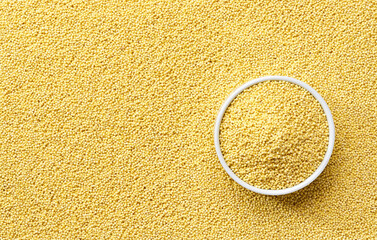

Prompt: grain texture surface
[0,0,376,239]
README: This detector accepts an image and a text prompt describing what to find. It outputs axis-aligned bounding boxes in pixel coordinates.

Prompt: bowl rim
[214,76,335,195]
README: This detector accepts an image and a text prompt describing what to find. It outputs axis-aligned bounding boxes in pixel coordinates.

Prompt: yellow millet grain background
[0,0,376,239]
[220,80,329,190]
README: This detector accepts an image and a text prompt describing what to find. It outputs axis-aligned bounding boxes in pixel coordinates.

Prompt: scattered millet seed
[1,0,377,239]
[220,80,329,190]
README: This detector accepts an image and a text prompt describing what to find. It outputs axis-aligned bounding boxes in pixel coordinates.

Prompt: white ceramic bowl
[214,76,335,195]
